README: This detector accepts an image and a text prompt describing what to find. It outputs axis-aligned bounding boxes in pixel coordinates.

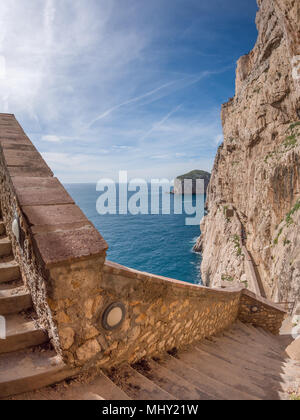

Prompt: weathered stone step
[132,358,213,400]
[108,364,175,400]
[9,371,132,400]
[156,354,259,400]
[236,321,285,352]
[0,238,12,258]
[257,327,294,351]
[197,340,296,394]
[224,324,284,358]
[0,260,20,284]
[0,222,5,236]
[194,346,273,399]
[178,347,266,399]
[241,323,285,352]
[0,313,48,354]
[221,329,300,377]
[0,349,78,398]
[275,334,295,351]
[202,336,292,375]
[0,278,23,292]
[228,323,300,360]
[0,287,32,315]
[76,373,131,401]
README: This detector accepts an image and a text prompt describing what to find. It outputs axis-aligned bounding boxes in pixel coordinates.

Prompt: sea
[64,183,204,285]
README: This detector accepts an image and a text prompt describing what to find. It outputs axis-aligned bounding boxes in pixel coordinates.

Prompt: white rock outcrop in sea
[195,0,300,307]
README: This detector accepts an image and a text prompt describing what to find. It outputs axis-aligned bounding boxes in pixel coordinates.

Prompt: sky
[0,0,258,183]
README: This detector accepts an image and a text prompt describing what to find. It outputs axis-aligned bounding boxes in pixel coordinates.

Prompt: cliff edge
[195,0,300,308]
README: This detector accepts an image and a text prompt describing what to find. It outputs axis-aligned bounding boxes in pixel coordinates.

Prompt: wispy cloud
[88,70,215,127]
[141,104,183,141]
[0,0,257,182]
[42,135,61,143]
[88,80,178,127]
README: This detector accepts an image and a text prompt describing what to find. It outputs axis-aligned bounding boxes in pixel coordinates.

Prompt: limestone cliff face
[196,0,300,307]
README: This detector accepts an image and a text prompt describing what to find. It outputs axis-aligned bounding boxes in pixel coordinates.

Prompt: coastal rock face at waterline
[195,0,300,307]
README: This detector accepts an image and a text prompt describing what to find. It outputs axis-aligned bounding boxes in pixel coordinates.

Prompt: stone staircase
[0,218,298,401]
[106,322,299,401]
[6,321,300,400]
[0,218,76,398]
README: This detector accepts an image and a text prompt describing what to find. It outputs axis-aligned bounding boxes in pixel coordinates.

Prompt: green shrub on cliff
[283,134,297,149]
[232,234,242,257]
[283,122,300,150]
[221,274,234,282]
[289,121,300,131]
[286,200,300,226]
[273,200,300,245]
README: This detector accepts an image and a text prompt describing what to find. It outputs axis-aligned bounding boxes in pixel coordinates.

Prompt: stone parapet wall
[96,262,286,367]
[238,290,285,335]
[0,113,287,370]
[99,261,241,368]
[0,113,108,364]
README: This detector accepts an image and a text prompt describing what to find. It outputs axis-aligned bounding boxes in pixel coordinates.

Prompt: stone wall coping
[241,289,286,314]
[104,260,243,295]
[0,113,108,268]
[104,260,287,315]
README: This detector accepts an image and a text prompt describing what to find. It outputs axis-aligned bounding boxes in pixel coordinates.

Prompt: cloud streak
[140,104,183,141]
[0,0,257,182]
[88,80,178,127]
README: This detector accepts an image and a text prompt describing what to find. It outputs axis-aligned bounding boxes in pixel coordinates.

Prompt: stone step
[224,325,284,358]
[0,222,5,236]
[78,373,131,400]
[0,238,12,258]
[257,327,294,350]
[0,349,78,398]
[156,354,260,400]
[108,364,176,400]
[212,330,286,362]
[275,334,295,351]
[202,336,294,376]
[194,346,274,399]
[0,313,48,354]
[177,347,266,399]
[0,287,32,315]
[26,372,132,401]
[132,358,213,400]
[221,329,300,376]
[9,371,132,401]
[199,332,300,390]
[0,260,20,284]
[197,339,296,394]
[0,278,23,292]
[241,323,285,352]
[236,321,284,350]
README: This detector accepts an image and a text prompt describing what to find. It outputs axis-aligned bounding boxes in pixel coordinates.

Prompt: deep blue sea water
[64,184,203,285]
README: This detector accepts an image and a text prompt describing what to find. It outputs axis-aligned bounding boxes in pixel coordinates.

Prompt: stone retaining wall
[238,291,285,335]
[0,113,108,365]
[99,261,241,368]
[0,113,287,370]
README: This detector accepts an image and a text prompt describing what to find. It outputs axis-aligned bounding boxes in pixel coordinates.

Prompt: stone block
[34,226,108,267]
[59,327,75,350]
[76,339,101,362]
[3,149,53,174]
[12,177,74,206]
[22,204,88,228]
[48,257,104,300]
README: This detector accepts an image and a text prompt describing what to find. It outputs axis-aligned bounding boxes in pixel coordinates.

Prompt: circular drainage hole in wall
[102,302,126,330]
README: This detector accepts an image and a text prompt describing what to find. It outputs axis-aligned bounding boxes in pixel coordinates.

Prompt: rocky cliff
[195,0,300,308]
